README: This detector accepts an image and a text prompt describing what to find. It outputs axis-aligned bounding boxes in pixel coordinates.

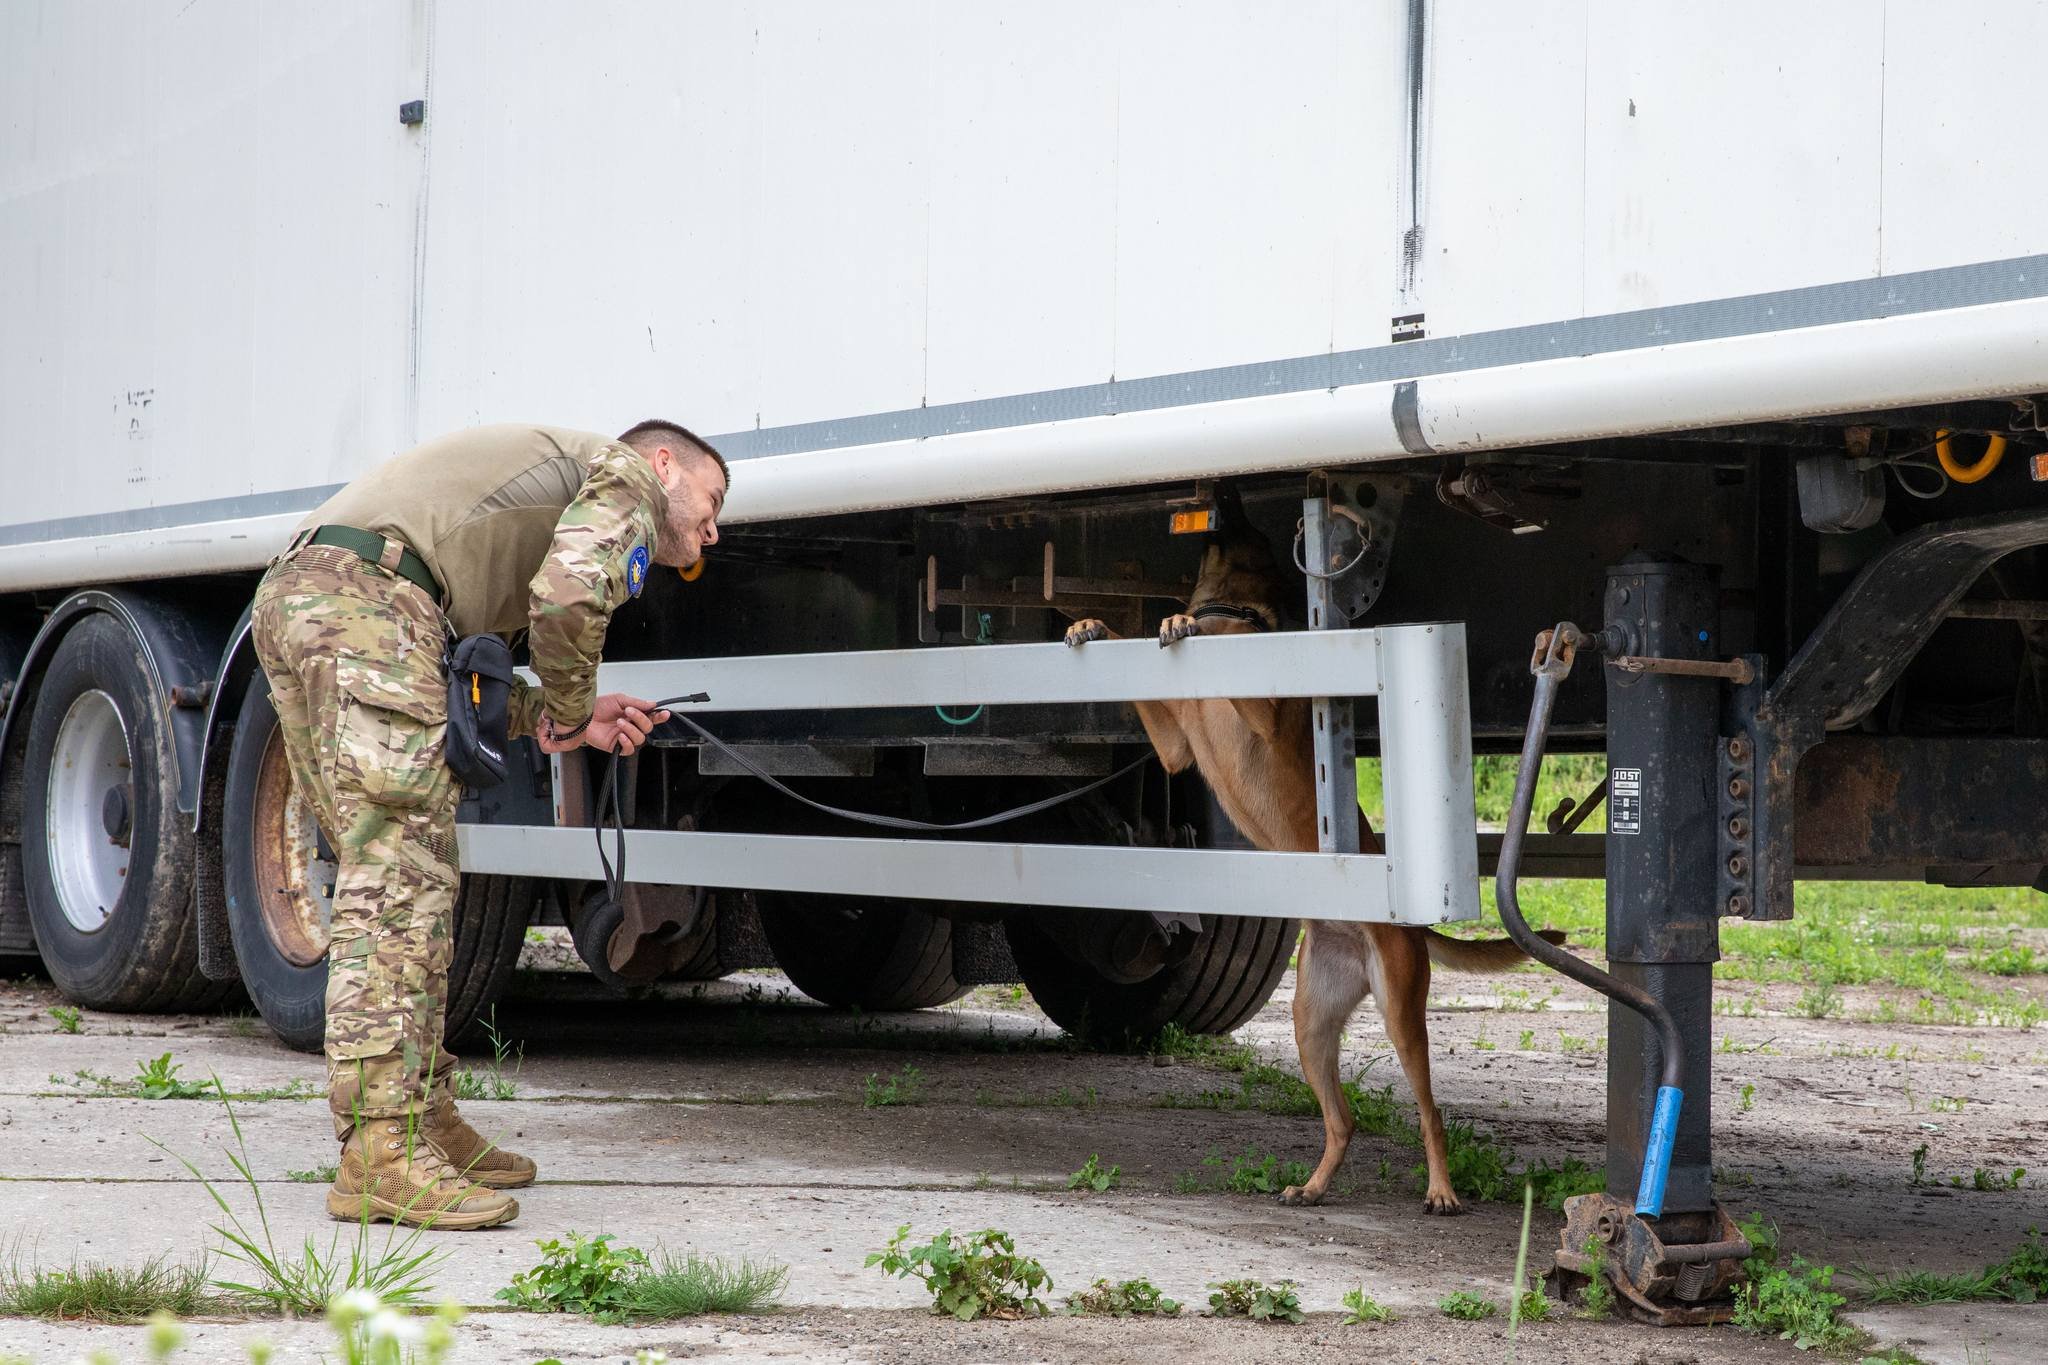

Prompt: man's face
[652,446,725,568]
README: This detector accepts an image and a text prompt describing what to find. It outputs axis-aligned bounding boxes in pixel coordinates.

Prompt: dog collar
[1191,604,1272,632]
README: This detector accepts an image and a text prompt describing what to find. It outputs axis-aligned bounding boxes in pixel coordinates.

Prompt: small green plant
[1974,944,2040,976]
[1967,1166,2025,1192]
[1517,1029,1536,1050]
[866,1226,1050,1321]
[1731,1213,1858,1352]
[1929,1095,1964,1114]
[1578,1236,1615,1320]
[863,1065,925,1108]
[1523,1158,1603,1210]
[1341,1286,1394,1323]
[1067,1155,1119,1192]
[1438,1289,1496,1320]
[285,1164,339,1184]
[1858,1227,2048,1305]
[0,1247,241,1321]
[498,1232,649,1315]
[1216,1146,1313,1195]
[609,1250,788,1320]
[1206,1278,1304,1323]
[1910,1143,1929,1187]
[48,1005,81,1034]
[1739,1082,1756,1113]
[455,1010,522,1101]
[53,1057,314,1103]
[1064,1277,1181,1317]
[1794,976,1844,1020]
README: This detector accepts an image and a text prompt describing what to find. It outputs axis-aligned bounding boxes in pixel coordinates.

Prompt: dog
[1065,507,1563,1214]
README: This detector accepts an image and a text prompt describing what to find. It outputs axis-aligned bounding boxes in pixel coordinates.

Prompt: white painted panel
[1422,0,1588,336]
[1580,0,1882,313]
[923,4,1118,403]
[1113,0,1397,375]
[1327,0,1409,353]
[414,0,767,439]
[0,1,419,540]
[1878,0,2048,275]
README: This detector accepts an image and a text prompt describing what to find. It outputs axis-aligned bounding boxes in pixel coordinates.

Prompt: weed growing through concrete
[1929,1095,1965,1113]
[866,1226,1051,1321]
[1740,1082,1756,1112]
[1205,1278,1303,1323]
[862,1065,924,1107]
[49,1054,314,1103]
[1340,1287,1394,1323]
[1067,1155,1119,1192]
[1959,1166,2025,1192]
[0,1247,242,1322]
[614,1250,788,1320]
[499,1232,648,1314]
[146,1081,446,1316]
[1437,1289,1496,1320]
[454,1009,522,1101]
[48,1005,80,1034]
[286,1164,339,1184]
[1064,1277,1180,1317]
[1855,1228,2048,1304]
[325,1290,464,1365]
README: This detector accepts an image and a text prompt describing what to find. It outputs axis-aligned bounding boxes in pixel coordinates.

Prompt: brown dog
[1066,521,1562,1214]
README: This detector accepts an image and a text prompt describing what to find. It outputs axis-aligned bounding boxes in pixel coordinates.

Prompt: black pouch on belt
[446,633,516,790]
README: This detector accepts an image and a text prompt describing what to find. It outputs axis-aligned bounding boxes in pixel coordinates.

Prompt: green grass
[47,1006,80,1034]
[456,1009,523,1101]
[0,1248,241,1322]
[1856,1228,2048,1304]
[285,1164,338,1184]
[609,1250,788,1320]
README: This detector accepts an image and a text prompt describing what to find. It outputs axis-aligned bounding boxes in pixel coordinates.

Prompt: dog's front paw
[1421,1188,1467,1216]
[1065,619,1110,647]
[1158,614,1202,647]
[1279,1182,1325,1207]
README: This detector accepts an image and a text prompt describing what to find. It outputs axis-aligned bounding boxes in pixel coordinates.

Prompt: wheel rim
[251,723,334,967]
[44,689,134,933]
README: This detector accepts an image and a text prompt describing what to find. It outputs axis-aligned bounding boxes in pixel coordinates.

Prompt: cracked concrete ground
[1,941,2043,1364]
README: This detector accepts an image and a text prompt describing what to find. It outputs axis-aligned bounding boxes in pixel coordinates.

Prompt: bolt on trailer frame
[457,496,1480,929]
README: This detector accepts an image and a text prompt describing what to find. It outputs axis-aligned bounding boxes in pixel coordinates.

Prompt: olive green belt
[297,525,444,603]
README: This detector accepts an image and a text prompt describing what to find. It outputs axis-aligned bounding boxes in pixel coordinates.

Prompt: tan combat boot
[421,1099,538,1189]
[325,1118,519,1229]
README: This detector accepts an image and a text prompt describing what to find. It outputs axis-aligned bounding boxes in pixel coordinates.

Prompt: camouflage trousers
[250,543,463,1140]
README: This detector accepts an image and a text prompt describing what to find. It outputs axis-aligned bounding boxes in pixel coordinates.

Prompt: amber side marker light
[1169,508,1214,535]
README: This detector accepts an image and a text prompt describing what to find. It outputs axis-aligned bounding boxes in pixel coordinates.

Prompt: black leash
[590,693,1156,916]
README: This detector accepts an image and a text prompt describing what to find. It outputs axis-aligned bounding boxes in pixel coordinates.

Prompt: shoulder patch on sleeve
[626,543,650,597]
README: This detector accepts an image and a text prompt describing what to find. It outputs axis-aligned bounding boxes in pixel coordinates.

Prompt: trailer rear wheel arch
[13,607,234,1010]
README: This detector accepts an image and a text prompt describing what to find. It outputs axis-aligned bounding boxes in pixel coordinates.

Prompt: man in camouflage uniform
[250,421,727,1228]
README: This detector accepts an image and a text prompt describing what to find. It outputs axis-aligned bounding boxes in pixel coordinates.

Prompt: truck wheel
[20,614,225,1011]
[221,669,535,1051]
[1004,910,1298,1042]
[756,890,968,1010]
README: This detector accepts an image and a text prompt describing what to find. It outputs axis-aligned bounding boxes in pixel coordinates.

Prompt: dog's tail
[1423,927,1568,973]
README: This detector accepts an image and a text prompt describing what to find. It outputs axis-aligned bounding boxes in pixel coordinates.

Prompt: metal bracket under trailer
[458,624,1481,926]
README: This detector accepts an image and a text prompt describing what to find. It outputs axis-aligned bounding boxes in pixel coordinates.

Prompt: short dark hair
[619,419,729,489]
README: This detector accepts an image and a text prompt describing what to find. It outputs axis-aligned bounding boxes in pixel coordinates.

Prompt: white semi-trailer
[5,0,2048,1088]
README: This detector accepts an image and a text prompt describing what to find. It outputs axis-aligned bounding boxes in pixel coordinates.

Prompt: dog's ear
[1208,480,1248,537]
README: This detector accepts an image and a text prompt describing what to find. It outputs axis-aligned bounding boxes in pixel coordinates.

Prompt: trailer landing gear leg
[1499,558,1754,1325]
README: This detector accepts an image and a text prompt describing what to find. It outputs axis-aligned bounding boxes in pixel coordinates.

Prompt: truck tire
[221,669,534,1051]
[20,614,228,1011]
[755,890,969,1010]
[1004,910,1298,1043]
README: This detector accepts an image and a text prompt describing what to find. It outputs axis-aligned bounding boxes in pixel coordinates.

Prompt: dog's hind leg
[1369,926,1463,1214]
[1280,923,1370,1206]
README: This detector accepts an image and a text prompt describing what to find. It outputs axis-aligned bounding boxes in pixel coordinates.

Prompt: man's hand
[537,693,671,757]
